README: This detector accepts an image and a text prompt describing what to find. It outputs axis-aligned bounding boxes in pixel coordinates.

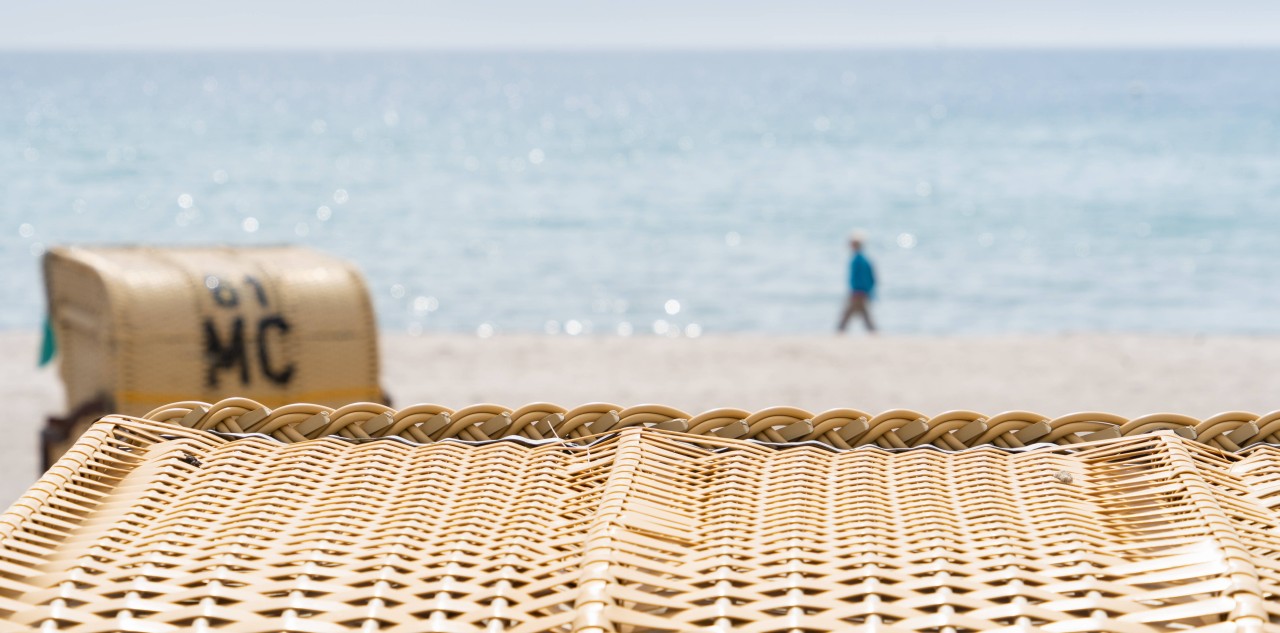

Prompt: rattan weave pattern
[3,411,1280,631]
[143,398,1280,452]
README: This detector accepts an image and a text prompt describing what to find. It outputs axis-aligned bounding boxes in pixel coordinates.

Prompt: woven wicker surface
[43,246,381,415]
[3,406,1280,631]
[143,398,1280,452]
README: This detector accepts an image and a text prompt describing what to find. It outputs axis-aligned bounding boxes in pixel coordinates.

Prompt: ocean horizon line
[3,45,1280,55]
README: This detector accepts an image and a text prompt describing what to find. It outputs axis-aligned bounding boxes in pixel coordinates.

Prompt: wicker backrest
[43,246,381,415]
[2,405,1280,631]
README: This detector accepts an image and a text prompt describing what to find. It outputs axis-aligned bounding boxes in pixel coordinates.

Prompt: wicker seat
[2,401,1280,631]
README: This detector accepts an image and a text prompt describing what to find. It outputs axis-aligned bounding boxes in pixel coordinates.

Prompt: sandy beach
[2,330,1278,508]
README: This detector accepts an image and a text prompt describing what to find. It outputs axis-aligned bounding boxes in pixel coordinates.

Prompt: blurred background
[4,1,1279,337]
[3,0,1280,505]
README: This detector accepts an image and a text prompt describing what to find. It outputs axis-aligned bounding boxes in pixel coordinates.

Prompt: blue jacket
[849,253,875,294]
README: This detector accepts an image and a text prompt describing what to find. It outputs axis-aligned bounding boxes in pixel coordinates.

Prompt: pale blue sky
[3,0,1279,50]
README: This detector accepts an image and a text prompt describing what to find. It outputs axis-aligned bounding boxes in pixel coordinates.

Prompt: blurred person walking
[837,231,877,334]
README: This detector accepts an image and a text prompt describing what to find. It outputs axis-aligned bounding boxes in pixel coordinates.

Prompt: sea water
[2,50,1277,336]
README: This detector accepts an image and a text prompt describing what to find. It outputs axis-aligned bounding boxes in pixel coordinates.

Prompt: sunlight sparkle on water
[476,323,494,338]
[414,296,439,313]
[6,51,1277,336]
[664,299,681,315]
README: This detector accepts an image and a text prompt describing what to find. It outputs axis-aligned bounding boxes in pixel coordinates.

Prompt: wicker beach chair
[2,399,1279,631]
[39,246,383,469]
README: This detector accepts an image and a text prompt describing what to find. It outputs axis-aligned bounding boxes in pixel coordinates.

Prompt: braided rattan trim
[142,397,1280,452]
[2,416,1280,631]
